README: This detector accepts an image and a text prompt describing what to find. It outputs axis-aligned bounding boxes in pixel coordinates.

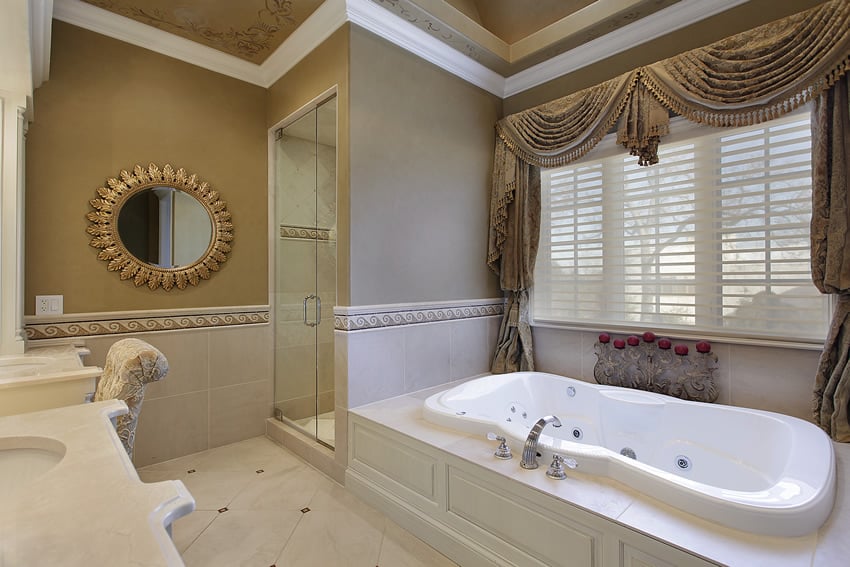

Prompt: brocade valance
[495,0,850,172]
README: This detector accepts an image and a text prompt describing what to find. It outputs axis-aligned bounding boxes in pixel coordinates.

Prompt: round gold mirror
[86,163,233,290]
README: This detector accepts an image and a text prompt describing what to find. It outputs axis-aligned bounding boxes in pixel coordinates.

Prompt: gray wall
[348,27,502,305]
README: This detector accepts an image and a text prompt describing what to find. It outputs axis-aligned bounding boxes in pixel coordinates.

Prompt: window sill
[530,320,825,351]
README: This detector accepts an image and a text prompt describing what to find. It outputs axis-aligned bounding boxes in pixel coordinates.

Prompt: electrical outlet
[35,295,63,316]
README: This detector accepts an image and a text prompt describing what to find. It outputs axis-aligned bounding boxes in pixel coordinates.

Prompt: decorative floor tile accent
[139,436,457,566]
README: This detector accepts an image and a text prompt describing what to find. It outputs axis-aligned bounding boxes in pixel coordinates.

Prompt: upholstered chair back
[93,338,169,458]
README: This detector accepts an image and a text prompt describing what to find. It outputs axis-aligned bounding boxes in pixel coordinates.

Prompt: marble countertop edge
[0,400,194,566]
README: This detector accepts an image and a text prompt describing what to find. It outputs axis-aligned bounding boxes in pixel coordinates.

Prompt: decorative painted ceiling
[442,0,598,44]
[78,0,680,73]
[81,0,325,63]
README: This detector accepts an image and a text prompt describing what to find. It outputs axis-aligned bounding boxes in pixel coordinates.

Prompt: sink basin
[0,436,66,501]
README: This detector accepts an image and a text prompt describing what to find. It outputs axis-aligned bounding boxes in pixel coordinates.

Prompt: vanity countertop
[0,343,101,388]
[0,400,194,566]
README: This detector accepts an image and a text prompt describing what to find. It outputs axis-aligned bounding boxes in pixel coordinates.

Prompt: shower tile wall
[275,134,336,421]
[82,323,273,466]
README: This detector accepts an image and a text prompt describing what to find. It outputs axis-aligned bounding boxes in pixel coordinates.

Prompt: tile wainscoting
[335,298,505,408]
[23,302,819,471]
[25,306,272,467]
[291,298,504,478]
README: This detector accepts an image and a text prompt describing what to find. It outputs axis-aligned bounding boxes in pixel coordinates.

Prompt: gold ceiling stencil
[82,0,325,63]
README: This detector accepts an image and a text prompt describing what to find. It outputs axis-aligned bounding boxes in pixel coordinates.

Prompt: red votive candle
[627,335,640,346]
[674,344,689,356]
[613,339,626,349]
[598,332,611,344]
[695,340,711,353]
[642,331,656,343]
[658,338,672,349]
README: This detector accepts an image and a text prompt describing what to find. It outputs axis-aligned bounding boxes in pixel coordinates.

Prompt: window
[533,110,829,342]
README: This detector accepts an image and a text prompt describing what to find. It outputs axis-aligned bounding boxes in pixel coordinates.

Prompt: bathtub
[423,371,836,537]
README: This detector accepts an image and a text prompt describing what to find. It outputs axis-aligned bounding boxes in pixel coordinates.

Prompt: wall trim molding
[25,305,270,340]
[334,298,504,331]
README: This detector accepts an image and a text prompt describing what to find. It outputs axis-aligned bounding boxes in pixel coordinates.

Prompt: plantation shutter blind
[534,112,828,341]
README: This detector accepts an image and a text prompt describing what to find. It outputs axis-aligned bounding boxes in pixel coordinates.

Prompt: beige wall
[503,0,826,115]
[25,21,268,314]
[267,25,350,305]
[348,27,502,305]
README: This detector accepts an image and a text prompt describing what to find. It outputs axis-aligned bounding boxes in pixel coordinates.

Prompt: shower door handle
[303,294,320,327]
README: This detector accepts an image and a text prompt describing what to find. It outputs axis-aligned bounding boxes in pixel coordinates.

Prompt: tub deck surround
[347,381,850,567]
[422,372,835,537]
[0,343,103,416]
[0,400,194,566]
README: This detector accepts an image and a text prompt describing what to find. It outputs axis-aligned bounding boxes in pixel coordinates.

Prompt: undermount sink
[0,436,66,501]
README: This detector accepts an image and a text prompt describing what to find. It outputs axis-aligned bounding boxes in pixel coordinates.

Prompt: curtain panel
[812,75,850,441]
[487,0,850,433]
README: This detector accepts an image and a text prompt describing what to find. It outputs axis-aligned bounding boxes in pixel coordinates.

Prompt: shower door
[273,95,337,449]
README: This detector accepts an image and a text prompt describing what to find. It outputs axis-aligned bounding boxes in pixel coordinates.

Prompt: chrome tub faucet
[520,415,562,469]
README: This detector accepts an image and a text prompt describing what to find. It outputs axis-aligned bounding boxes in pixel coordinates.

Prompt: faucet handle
[546,454,576,480]
[486,432,513,460]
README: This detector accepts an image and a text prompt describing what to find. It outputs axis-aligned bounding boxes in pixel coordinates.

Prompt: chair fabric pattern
[93,338,169,457]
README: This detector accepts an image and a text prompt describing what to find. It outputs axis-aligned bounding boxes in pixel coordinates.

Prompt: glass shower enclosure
[273,94,337,449]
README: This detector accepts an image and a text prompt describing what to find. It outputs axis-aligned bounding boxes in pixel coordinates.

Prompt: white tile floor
[138,436,458,567]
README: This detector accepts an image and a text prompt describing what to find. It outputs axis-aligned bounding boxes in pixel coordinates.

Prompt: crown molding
[503,0,750,97]
[29,0,53,90]
[48,0,751,99]
[345,0,504,96]
[52,0,266,86]
[259,0,348,87]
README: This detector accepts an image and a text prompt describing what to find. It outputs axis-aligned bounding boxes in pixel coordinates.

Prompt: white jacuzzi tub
[423,371,836,537]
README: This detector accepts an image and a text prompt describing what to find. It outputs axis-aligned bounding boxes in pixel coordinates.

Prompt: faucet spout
[520,415,562,470]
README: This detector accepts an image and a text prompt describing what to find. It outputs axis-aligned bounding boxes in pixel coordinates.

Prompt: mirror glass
[117,186,213,268]
[87,163,233,291]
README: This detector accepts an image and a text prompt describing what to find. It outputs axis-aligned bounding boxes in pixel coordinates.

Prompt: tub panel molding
[446,465,601,567]
[350,420,439,505]
[24,305,270,340]
[347,414,716,567]
[334,298,504,331]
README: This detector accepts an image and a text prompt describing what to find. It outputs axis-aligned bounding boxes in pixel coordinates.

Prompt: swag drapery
[487,0,850,439]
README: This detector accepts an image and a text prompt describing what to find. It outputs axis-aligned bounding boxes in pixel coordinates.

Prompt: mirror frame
[86,163,233,291]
